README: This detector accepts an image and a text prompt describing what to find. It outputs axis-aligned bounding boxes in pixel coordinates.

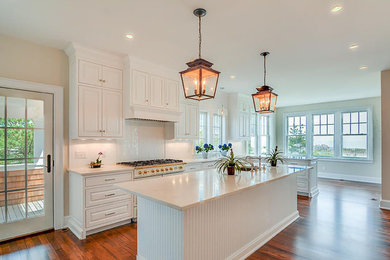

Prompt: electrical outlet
[75,151,86,159]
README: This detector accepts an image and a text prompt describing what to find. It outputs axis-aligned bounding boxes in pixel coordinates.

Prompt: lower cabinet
[284,158,319,197]
[68,170,133,239]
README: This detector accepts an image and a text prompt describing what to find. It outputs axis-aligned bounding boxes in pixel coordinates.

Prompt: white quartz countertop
[68,165,134,176]
[182,158,219,163]
[116,165,309,211]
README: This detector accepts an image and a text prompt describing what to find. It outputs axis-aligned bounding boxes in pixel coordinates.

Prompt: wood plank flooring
[1,179,389,260]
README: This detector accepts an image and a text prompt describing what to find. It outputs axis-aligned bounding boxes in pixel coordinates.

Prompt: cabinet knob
[102,79,106,83]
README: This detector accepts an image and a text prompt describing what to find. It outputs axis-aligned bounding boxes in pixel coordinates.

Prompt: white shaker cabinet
[78,86,102,137]
[132,70,150,107]
[102,90,123,137]
[166,102,199,139]
[78,60,102,87]
[65,43,124,139]
[165,79,179,110]
[150,75,165,109]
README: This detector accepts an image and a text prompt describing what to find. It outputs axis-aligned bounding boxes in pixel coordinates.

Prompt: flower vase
[202,152,209,159]
[220,150,228,157]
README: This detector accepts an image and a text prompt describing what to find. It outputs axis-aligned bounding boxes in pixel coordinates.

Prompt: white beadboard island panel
[118,168,303,260]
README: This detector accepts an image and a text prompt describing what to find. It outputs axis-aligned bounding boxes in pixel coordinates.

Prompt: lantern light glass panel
[252,92,277,113]
[181,67,219,101]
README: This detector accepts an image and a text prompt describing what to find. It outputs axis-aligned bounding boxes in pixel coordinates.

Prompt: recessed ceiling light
[331,5,343,13]
[349,44,359,50]
[230,75,236,79]
[360,65,368,70]
[125,34,134,39]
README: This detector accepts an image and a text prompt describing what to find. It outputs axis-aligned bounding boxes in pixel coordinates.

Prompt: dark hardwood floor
[1,178,389,260]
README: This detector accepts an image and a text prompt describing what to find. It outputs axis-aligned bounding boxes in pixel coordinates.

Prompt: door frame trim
[0,77,64,229]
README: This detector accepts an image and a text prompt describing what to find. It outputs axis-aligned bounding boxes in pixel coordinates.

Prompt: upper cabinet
[228,93,253,140]
[65,43,124,139]
[129,69,179,112]
[165,101,199,140]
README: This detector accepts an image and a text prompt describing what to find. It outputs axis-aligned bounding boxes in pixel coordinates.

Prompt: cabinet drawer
[85,186,131,208]
[85,172,131,187]
[85,200,131,229]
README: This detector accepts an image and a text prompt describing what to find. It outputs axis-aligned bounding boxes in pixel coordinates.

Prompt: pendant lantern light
[252,52,278,113]
[179,8,220,101]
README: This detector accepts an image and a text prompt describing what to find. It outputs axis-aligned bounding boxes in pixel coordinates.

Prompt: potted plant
[90,152,103,168]
[215,149,246,175]
[218,143,232,157]
[266,146,284,167]
[195,143,214,159]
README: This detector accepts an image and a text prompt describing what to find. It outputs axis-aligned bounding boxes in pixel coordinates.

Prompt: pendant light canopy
[252,52,278,113]
[180,8,220,101]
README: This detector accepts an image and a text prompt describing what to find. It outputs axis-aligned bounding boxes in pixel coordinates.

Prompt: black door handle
[47,154,51,173]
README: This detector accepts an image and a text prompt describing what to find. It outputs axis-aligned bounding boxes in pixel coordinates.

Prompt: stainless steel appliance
[117,159,186,179]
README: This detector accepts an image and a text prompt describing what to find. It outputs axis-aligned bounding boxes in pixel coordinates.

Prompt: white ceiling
[1,0,389,107]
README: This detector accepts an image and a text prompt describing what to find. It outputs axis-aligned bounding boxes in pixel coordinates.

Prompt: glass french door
[0,87,53,241]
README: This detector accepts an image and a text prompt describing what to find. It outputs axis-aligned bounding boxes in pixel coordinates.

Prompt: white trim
[318,172,381,184]
[380,200,390,210]
[0,77,65,229]
[227,211,299,260]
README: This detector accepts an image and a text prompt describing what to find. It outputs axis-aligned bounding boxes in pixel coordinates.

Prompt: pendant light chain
[198,15,202,59]
[263,54,267,86]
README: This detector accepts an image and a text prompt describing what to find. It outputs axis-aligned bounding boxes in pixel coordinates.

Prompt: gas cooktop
[117,159,184,167]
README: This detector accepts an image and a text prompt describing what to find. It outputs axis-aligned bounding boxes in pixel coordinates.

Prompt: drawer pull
[105,178,115,181]
[105,212,116,216]
[105,193,116,197]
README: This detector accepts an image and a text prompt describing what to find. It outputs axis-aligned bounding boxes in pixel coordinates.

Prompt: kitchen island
[116,166,307,260]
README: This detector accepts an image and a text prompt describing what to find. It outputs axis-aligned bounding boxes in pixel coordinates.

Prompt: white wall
[381,70,390,208]
[275,97,381,183]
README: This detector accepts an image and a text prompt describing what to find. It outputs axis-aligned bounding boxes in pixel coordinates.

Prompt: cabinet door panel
[102,90,123,137]
[176,103,186,137]
[102,66,122,91]
[78,85,102,136]
[165,80,179,111]
[132,70,149,106]
[79,60,102,87]
[150,76,165,108]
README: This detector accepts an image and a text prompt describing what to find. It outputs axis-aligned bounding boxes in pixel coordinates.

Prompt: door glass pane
[0,96,4,127]
[7,97,25,128]
[27,188,44,218]
[0,129,4,159]
[7,190,26,222]
[0,191,4,223]
[6,129,26,159]
[0,161,4,192]
[27,99,44,129]
[27,129,44,159]
[27,164,44,189]
[6,160,26,191]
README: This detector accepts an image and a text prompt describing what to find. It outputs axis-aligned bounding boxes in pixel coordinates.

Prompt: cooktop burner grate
[117,159,184,167]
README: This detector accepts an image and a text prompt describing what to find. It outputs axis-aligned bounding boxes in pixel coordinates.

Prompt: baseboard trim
[67,216,85,239]
[227,210,300,260]
[318,172,381,184]
[380,200,390,210]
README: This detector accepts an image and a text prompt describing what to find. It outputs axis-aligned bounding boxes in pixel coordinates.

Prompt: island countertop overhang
[115,165,310,211]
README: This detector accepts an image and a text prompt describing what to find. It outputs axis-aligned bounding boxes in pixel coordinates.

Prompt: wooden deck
[0,200,44,223]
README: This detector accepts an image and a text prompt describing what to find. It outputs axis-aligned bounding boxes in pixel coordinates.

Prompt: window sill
[314,157,373,164]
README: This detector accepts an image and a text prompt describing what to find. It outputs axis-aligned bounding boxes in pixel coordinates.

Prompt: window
[213,114,223,146]
[199,112,208,145]
[284,108,372,161]
[247,114,257,155]
[287,116,307,156]
[342,111,368,158]
[312,113,334,157]
[259,116,270,155]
